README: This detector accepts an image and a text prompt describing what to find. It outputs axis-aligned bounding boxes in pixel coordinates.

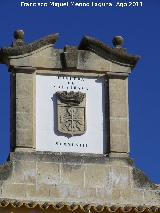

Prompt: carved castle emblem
[56,91,86,136]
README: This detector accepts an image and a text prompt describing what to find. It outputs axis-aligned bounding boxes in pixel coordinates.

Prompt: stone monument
[0,30,159,213]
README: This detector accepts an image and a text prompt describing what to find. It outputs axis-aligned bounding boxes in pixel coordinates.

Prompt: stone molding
[11,66,36,73]
[0,33,59,59]
[9,151,133,165]
[79,36,140,67]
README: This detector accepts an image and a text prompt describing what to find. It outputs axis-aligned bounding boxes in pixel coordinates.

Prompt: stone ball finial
[112,36,124,48]
[14,30,24,40]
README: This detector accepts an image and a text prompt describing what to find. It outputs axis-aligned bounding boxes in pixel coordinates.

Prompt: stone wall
[0,152,159,207]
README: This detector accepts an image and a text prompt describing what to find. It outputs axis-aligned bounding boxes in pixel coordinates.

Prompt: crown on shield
[56,91,86,106]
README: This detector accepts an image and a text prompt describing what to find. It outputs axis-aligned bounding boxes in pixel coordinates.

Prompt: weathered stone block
[13,160,36,184]
[110,166,130,189]
[10,48,62,69]
[111,189,121,202]
[78,51,111,72]
[16,112,33,129]
[26,184,50,199]
[16,97,33,113]
[110,134,129,153]
[109,78,128,104]
[61,164,84,186]
[109,157,132,167]
[131,189,145,205]
[120,189,146,205]
[16,78,33,98]
[50,185,97,201]
[120,189,132,204]
[49,185,61,198]
[2,183,26,199]
[13,71,35,149]
[64,46,78,68]
[16,129,33,147]
[109,78,128,119]
[110,102,128,118]
[67,187,96,201]
[37,162,60,185]
[111,63,131,73]
[85,164,110,188]
[16,72,33,81]
[96,188,112,202]
[110,119,128,136]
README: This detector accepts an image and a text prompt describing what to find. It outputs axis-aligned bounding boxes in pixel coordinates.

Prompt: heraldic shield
[56,91,86,136]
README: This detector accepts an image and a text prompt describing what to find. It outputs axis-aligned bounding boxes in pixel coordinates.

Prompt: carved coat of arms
[56,91,86,136]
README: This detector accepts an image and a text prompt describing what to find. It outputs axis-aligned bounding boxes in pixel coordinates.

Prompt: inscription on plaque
[56,91,86,136]
[36,75,106,154]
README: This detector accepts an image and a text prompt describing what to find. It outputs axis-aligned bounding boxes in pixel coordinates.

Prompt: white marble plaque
[36,74,107,154]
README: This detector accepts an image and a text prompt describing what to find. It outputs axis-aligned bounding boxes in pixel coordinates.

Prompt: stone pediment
[0,33,59,58]
[79,36,139,68]
[0,31,140,74]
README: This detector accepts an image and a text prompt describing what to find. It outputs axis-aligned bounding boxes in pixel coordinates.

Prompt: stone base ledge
[9,151,133,165]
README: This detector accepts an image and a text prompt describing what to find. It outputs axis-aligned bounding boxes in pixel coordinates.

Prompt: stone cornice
[0,33,59,59]
[11,66,36,73]
[79,36,140,68]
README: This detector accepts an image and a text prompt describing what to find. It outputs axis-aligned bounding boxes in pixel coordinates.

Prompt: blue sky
[0,0,160,183]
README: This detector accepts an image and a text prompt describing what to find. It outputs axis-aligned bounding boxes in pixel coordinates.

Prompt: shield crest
[56,91,86,136]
